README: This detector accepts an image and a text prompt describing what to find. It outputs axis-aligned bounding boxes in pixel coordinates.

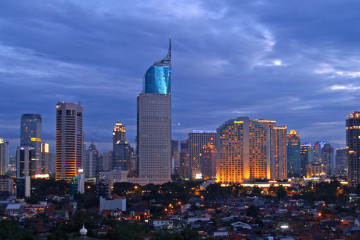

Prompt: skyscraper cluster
[2,39,359,199]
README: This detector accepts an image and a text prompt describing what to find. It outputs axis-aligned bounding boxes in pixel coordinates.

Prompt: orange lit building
[256,120,287,180]
[216,117,270,183]
[188,130,216,179]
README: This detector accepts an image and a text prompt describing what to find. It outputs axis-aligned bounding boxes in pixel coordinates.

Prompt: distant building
[84,148,96,178]
[171,140,179,173]
[100,152,113,172]
[0,138,9,175]
[97,179,111,198]
[20,114,42,177]
[200,143,217,179]
[16,146,32,198]
[307,163,327,178]
[188,130,216,179]
[300,144,313,177]
[179,140,190,178]
[335,148,347,176]
[322,143,334,176]
[55,102,84,182]
[40,142,49,175]
[287,130,300,177]
[0,175,14,195]
[346,111,360,187]
[313,141,326,163]
[113,122,132,170]
[137,39,172,184]
[100,194,126,212]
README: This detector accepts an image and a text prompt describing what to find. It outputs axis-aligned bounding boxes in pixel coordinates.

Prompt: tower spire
[154,38,172,68]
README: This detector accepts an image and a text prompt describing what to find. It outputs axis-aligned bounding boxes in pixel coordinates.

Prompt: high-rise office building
[85,147,96,178]
[287,130,300,177]
[39,142,50,176]
[216,117,270,183]
[322,143,334,176]
[20,114,42,176]
[335,148,347,176]
[347,111,360,187]
[137,39,172,184]
[300,144,313,177]
[313,141,326,163]
[255,120,287,180]
[113,122,132,170]
[200,142,217,179]
[188,130,216,179]
[179,140,190,178]
[171,140,179,173]
[100,152,113,172]
[55,102,84,182]
[16,146,32,198]
[0,138,9,175]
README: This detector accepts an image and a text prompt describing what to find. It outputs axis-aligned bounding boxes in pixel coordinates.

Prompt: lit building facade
[179,139,190,178]
[300,144,313,177]
[20,114,42,176]
[137,39,172,184]
[200,143,217,179]
[216,117,270,183]
[306,162,327,178]
[55,102,84,182]
[335,148,347,176]
[322,143,334,176]
[346,111,360,187]
[0,138,9,175]
[188,130,216,179]
[287,130,300,177]
[113,122,133,171]
[256,120,287,180]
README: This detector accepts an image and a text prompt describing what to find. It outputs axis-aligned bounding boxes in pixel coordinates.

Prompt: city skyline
[1,1,359,154]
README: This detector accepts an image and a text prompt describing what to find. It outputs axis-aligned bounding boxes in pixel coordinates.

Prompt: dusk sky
[1,0,359,154]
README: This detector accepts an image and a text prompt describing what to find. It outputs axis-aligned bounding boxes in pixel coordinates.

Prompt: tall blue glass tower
[144,39,171,94]
[137,39,172,184]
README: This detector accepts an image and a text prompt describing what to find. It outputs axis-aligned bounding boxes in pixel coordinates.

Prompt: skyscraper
[346,111,360,187]
[171,140,179,173]
[55,102,84,181]
[300,144,313,177]
[188,130,216,179]
[137,39,172,184]
[255,120,287,180]
[20,114,42,176]
[113,122,132,170]
[287,130,301,177]
[335,148,347,176]
[16,146,32,198]
[0,138,9,175]
[322,143,334,176]
[179,139,190,178]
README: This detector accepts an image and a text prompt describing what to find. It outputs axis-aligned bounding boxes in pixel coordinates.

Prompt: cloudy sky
[1,0,359,154]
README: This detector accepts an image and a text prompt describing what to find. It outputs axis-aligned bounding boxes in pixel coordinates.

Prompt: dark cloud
[0,0,359,154]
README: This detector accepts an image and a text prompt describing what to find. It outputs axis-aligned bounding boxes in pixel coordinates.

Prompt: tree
[246,205,259,218]
[277,186,287,199]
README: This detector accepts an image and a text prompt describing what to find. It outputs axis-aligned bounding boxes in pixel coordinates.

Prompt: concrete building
[113,122,132,170]
[179,140,190,178]
[100,194,126,212]
[335,148,347,176]
[16,146,32,198]
[137,39,172,184]
[188,130,216,179]
[287,130,300,177]
[0,138,9,175]
[300,144,313,177]
[346,111,360,187]
[322,143,335,176]
[55,102,84,182]
[306,163,327,178]
[100,152,113,172]
[0,175,14,195]
[20,114,42,177]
